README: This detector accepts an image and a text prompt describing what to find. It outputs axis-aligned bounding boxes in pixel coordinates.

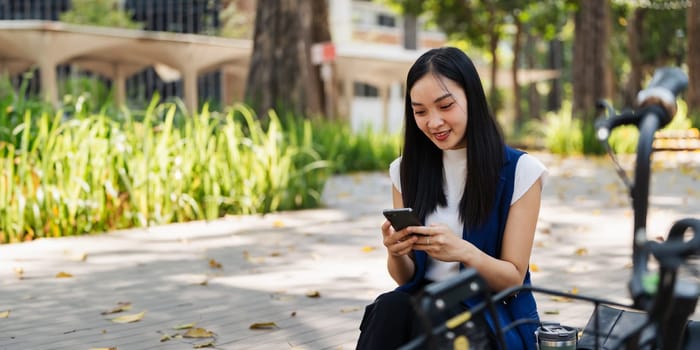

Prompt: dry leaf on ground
[574,248,588,256]
[194,341,215,348]
[208,259,222,269]
[101,302,132,315]
[530,263,540,272]
[306,290,321,298]
[111,311,146,323]
[272,220,285,228]
[550,296,573,303]
[249,322,278,330]
[14,267,23,279]
[173,322,196,330]
[0,310,9,318]
[361,246,376,253]
[55,271,73,278]
[183,328,214,338]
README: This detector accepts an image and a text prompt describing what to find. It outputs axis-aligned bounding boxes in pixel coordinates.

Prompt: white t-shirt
[388,149,547,281]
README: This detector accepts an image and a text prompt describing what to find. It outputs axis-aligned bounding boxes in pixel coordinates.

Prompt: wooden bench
[653,128,700,151]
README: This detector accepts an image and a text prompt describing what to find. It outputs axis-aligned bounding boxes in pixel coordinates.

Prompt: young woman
[357,47,547,349]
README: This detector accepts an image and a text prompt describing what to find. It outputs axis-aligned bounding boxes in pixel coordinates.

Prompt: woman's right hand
[382,220,418,257]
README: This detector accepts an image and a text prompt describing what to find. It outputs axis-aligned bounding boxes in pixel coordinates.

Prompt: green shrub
[538,101,583,155]
[0,92,401,243]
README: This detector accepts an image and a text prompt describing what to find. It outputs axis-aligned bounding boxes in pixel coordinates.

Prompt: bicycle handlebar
[595,67,688,141]
[637,67,689,124]
[649,218,700,270]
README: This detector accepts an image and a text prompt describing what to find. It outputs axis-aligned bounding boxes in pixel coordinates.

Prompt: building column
[113,63,127,107]
[380,84,390,132]
[340,77,353,121]
[39,58,58,106]
[183,67,198,114]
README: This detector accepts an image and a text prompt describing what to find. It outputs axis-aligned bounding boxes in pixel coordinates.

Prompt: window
[377,13,395,27]
[354,82,379,97]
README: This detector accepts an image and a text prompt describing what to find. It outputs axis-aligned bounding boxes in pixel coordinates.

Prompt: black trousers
[356,290,420,350]
[356,289,494,350]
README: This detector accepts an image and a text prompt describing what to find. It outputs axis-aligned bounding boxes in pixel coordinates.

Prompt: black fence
[1,0,224,110]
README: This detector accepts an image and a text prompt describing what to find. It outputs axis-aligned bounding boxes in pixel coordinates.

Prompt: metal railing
[1,0,224,110]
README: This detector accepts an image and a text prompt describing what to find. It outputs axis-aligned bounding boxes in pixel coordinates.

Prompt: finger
[407,226,432,237]
[381,220,393,237]
[387,235,417,251]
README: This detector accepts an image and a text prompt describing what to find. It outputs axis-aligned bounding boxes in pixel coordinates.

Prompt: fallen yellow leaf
[0,310,9,318]
[173,322,196,330]
[529,263,540,272]
[249,322,278,330]
[306,290,321,298]
[194,341,215,348]
[14,267,23,279]
[160,334,172,342]
[361,246,376,253]
[544,310,560,315]
[71,252,88,262]
[272,220,285,228]
[55,272,73,278]
[208,259,222,269]
[111,311,146,323]
[574,248,588,256]
[101,302,132,315]
[550,296,573,303]
[183,327,214,338]
[340,307,360,313]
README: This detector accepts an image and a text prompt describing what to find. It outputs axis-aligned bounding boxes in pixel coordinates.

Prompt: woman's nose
[426,114,444,128]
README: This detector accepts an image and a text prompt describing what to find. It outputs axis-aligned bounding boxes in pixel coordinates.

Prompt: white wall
[350,82,404,134]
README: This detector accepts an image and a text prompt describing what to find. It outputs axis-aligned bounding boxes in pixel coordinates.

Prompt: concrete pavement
[1,151,698,349]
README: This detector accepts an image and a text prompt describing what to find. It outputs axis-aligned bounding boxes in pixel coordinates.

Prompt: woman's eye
[414,110,426,116]
[440,103,454,110]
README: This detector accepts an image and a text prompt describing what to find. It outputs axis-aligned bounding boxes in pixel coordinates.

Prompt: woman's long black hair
[400,47,505,227]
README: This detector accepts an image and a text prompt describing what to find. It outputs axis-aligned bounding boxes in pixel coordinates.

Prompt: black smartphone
[382,208,422,231]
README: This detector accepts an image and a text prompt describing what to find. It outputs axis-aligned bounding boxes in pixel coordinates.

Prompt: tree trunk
[489,32,499,114]
[547,38,563,111]
[624,8,645,107]
[527,33,541,120]
[403,13,418,50]
[688,0,700,113]
[245,0,331,118]
[572,0,611,120]
[511,16,522,127]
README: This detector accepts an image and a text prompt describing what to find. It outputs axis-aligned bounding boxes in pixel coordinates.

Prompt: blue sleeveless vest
[396,146,539,349]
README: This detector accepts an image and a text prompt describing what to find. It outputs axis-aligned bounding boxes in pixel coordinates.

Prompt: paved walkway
[1,152,699,350]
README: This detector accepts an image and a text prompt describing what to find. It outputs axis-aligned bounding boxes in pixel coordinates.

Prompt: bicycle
[401,67,700,350]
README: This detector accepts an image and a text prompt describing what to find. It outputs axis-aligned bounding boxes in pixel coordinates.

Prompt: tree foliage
[60,0,142,29]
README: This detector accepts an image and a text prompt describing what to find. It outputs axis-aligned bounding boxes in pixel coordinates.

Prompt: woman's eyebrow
[433,93,453,103]
[411,93,453,107]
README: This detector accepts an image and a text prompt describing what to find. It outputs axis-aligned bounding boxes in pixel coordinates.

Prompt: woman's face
[410,73,468,150]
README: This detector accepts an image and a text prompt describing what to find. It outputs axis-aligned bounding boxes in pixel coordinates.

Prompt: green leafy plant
[0,93,401,243]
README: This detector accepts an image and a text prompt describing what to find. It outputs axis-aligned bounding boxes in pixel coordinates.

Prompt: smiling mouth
[433,130,450,141]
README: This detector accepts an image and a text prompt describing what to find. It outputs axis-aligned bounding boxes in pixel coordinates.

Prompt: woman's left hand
[407,224,473,263]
